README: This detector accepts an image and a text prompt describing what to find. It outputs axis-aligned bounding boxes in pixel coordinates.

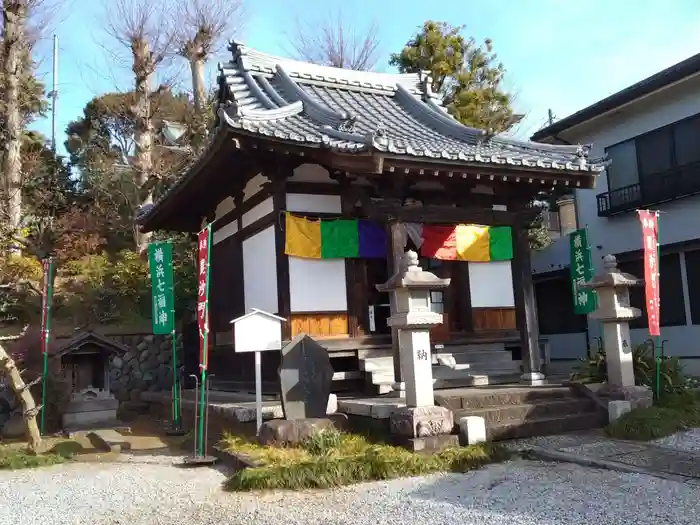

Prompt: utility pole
[50,35,58,152]
[547,108,555,127]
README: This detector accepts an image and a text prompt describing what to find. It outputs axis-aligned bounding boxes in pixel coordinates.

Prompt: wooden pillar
[511,217,545,384]
[272,167,291,340]
[387,221,407,386]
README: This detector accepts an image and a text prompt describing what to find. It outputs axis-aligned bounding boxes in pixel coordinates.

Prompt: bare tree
[175,0,246,149]
[287,10,381,71]
[103,0,173,252]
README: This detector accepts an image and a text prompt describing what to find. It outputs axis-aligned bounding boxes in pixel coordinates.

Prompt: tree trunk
[1,3,28,251]
[132,38,154,252]
[0,342,43,453]
[189,54,207,152]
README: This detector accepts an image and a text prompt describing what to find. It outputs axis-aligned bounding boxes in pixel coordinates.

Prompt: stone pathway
[511,429,700,484]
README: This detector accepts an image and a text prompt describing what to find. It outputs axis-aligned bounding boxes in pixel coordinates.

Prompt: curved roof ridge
[394,84,486,145]
[275,64,351,128]
[228,39,422,94]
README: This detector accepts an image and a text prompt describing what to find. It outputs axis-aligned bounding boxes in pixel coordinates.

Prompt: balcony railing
[597,161,700,216]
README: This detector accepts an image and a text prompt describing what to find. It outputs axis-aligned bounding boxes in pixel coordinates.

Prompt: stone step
[487,411,607,441]
[436,386,578,410]
[359,356,395,371]
[453,398,596,424]
[434,342,507,353]
[356,347,393,360]
[87,428,131,453]
[433,351,516,367]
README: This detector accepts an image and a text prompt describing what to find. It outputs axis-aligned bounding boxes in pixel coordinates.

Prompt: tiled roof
[137,41,608,226]
[216,41,608,172]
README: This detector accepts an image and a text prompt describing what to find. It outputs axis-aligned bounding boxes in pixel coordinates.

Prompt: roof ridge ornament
[337,114,357,133]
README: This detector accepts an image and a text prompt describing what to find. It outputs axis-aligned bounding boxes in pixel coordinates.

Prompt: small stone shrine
[54,331,127,429]
[377,250,455,451]
[278,333,334,420]
[581,254,653,414]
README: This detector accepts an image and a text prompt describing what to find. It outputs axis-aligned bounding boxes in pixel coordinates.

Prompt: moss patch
[220,430,509,491]
[0,447,67,470]
[606,391,700,441]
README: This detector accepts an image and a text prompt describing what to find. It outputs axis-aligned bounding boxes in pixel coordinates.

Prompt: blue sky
[31,0,700,157]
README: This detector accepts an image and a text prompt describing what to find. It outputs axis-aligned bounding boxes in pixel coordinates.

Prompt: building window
[684,249,700,324]
[673,115,700,166]
[617,253,686,329]
[534,275,587,335]
[605,140,640,191]
[636,126,674,179]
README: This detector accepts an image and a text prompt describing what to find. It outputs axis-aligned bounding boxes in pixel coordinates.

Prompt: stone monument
[278,333,334,420]
[377,250,455,451]
[580,254,653,416]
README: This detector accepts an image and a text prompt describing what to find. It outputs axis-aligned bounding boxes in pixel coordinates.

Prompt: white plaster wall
[290,163,336,183]
[289,257,348,312]
[213,219,238,245]
[241,197,274,228]
[242,226,278,314]
[244,173,267,201]
[286,193,341,214]
[468,261,515,308]
[285,191,347,313]
[214,197,234,220]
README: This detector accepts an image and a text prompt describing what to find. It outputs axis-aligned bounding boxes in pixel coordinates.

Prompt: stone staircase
[436,385,608,440]
[358,342,521,394]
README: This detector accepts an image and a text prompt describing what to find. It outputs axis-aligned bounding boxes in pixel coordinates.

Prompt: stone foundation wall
[104,333,183,403]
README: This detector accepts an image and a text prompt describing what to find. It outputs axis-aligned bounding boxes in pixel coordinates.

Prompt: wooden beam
[363,202,518,226]
[271,161,291,340]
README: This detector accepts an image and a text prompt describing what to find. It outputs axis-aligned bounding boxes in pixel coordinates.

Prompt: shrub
[573,341,686,393]
[220,431,510,491]
[606,391,700,440]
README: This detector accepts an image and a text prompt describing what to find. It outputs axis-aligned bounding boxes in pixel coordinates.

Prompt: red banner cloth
[40,260,51,355]
[197,226,211,370]
[638,210,660,336]
[420,225,457,260]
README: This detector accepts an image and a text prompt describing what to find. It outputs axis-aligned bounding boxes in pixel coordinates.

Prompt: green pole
[40,260,54,435]
[197,225,212,457]
[171,329,180,427]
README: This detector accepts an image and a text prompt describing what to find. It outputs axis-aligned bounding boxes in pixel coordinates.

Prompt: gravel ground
[653,429,700,453]
[1,455,699,525]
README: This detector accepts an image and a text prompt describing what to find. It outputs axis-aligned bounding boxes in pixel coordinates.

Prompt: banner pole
[197,224,212,458]
[171,329,180,429]
[655,211,661,401]
[40,259,53,435]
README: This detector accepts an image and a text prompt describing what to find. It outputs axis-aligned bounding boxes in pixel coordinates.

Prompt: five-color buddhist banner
[284,212,513,262]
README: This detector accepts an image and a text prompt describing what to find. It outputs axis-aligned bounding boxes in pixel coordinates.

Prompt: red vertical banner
[638,210,660,336]
[40,260,51,355]
[197,225,212,370]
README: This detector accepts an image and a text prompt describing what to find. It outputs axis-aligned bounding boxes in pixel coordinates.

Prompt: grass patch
[0,439,83,470]
[606,390,700,441]
[0,447,67,470]
[220,430,509,491]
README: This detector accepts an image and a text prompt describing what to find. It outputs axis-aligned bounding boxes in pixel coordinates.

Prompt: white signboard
[230,309,286,353]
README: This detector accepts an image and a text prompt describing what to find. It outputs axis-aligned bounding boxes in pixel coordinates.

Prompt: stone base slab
[62,409,119,428]
[258,414,350,445]
[389,406,454,439]
[393,434,459,452]
[600,385,653,410]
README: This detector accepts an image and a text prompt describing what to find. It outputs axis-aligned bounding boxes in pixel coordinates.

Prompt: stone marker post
[377,250,456,451]
[581,254,653,416]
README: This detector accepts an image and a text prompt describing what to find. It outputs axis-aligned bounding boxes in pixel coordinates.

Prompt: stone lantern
[580,254,652,413]
[377,250,456,451]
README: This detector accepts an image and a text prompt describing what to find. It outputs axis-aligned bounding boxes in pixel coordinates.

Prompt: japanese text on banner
[569,228,596,315]
[40,260,53,355]
[638,210,660,336]
[147,242,175,335]
[197,226,212,370]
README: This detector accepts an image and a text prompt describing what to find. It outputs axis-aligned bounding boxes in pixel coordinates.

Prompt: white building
[531,52,700,375]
